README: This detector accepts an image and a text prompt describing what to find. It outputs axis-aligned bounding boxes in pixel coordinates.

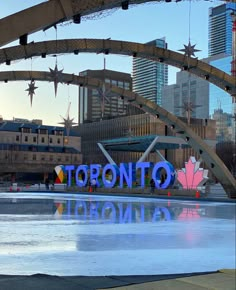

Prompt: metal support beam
[137,136,159,163]
[97,142,116,165]
[155,149,166,161]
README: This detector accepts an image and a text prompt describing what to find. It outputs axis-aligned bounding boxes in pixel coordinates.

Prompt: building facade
[208,3,235,56]
[162,70,209,120]
[78,69,132,124]
[208,54,235,142]
[76,113,216,173]
[0,118,82,183]
[132,38,168,106]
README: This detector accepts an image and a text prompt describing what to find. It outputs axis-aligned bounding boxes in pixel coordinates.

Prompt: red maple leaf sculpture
[177,156,208,189]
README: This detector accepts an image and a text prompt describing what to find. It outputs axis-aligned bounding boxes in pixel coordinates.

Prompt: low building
[0,119,82,183]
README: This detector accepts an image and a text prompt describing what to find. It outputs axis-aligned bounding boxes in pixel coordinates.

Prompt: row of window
[15,135,62,144]
[2,153,79,163]
[20,128,64,135]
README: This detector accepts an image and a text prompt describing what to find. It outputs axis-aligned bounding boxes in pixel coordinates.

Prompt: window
[41,137,45,143]
[55,130,63,136]
[25,136,28,142]
[32,154,36,161]
[33,137,37,143]
[16,135,20,142]
[49,137,53,143]
[57,138,61,144]
[39,129,48,134]
[22,127,31,133]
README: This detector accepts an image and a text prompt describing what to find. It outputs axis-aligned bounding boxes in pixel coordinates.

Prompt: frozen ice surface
[0,192,235,276]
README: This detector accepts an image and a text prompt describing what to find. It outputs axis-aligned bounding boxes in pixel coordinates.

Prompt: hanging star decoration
[49,63,64,97]
[178,41,201,58]
[25,79,38,106]
[58,102,77,137]
[175,101,202,124]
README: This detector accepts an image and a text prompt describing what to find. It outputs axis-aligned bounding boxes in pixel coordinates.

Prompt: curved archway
[1,39,235,96]
[0,70,235,197]
[0,0,231,47]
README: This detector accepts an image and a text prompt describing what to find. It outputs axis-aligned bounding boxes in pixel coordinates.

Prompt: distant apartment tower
[208,3,235,56]
[132,38,168,105]
[78,69,132,124]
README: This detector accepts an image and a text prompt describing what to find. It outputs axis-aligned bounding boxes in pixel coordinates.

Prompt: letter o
[102,164,117,188]
[75,165,88,187]
[152,161,175,189]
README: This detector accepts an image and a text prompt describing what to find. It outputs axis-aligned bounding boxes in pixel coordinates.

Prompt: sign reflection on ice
[54,200,202,223]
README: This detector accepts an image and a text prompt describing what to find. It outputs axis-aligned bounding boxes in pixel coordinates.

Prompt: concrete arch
[0,39,235,97]
[0,70,235,197]
[0,0,233,47]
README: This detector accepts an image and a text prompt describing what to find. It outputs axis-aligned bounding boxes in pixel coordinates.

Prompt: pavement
[0,269,235,290]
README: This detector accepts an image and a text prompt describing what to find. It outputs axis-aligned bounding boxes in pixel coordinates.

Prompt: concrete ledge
[68,187,199,197]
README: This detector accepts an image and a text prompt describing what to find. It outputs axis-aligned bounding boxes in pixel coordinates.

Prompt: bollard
[195,191,200,198]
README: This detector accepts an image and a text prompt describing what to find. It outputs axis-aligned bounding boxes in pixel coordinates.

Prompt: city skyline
[0,0,224,126]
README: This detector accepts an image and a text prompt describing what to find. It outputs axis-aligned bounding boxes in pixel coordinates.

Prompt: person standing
[150,178,155,194]
[91,178,97,192]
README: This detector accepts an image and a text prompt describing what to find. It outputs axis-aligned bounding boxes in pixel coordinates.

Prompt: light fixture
[4,79,8,83]
[133,52,137,57]
[19,34,28,45]
[185,136,190,141]
[6,60,11,65]
[74,50,79,55]
[170,124,175,129]
[182,65,188,71]
[121,1,129,10]
[158,57,164,62]
[104,49,109,55]
[199,149,203,154]
[41,53,46,58]
[204,74,209,80]
[156,114,159,118]
[224,85,230,92]
[211,163,215,168]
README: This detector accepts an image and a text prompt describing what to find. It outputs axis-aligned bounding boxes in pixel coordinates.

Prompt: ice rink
[0,192,235,276]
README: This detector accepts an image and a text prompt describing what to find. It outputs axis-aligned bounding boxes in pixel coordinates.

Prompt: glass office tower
[132,38,168,106]
[209,3,235,56]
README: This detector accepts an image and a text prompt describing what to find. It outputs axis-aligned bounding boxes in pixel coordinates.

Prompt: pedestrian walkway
[99,269,236,290]
[0,269,235,290]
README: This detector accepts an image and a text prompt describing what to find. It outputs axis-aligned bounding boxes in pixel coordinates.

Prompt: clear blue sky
[0,0,223,125]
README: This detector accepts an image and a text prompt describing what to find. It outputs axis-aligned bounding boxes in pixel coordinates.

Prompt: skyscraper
[208,3,235,56]
[132,38,168,106]
[78,69,132,124]
[208,3,236,142]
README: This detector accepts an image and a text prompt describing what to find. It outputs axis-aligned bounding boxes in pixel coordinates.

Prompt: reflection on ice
[0,192,235,276]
